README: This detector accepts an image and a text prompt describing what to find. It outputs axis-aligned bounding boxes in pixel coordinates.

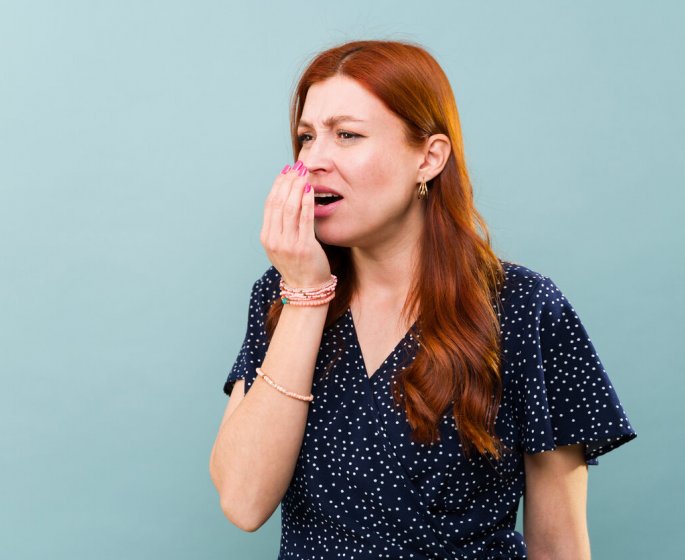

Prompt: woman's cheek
[353,150,390,185]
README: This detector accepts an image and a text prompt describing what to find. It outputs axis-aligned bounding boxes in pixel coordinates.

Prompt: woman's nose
[300,138,332,173]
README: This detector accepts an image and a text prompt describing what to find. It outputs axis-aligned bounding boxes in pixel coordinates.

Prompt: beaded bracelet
[256,367,314,402]
[280,274,337,306]
[281,293,335,307]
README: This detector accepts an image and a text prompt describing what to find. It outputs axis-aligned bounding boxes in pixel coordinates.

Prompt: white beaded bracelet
[256,367,314,402]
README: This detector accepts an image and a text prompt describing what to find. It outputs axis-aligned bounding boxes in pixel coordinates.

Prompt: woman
[209,40,637,559]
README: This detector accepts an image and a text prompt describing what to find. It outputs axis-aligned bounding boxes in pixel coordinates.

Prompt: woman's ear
[418,134,451,181]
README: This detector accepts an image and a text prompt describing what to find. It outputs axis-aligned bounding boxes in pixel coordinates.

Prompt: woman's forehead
[299,76,394,128]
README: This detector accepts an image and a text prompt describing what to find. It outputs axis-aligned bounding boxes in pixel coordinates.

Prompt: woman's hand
[260,161,331,287]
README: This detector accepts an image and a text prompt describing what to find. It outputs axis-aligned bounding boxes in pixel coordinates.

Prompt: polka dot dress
[223,260,637,559]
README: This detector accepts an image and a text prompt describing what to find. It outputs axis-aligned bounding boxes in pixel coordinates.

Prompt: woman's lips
[313,185,342,196]
[313,198,343,218]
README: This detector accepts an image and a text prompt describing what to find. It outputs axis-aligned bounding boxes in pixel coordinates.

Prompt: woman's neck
[350,228,421,303]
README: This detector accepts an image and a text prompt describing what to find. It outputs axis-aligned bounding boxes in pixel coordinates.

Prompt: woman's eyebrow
[297,115,367,129]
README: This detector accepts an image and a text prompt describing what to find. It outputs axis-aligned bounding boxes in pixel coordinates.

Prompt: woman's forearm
[209,303,328,531]
[525,531,591,560]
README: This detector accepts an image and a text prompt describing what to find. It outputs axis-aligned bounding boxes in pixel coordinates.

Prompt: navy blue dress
[223,260,637,559]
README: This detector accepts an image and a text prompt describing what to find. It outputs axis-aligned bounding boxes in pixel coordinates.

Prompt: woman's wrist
[279,274,336,307]
[280,300,330,318]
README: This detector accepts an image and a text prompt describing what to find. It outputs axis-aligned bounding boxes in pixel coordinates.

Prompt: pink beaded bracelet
[283,293,335,307]
[280,274,337,306]
[256,367,314,402]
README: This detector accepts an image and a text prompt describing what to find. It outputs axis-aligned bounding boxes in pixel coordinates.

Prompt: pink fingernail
[293,160,303,171]
[304,183,311,193]
[280,164,291,174]
[298,166,308,177]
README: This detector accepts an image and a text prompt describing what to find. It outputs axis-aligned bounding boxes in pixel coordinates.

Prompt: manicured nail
[298,166,308,177]
[280,164,292,174]
[304,183,311,193]
[293,160,303,171]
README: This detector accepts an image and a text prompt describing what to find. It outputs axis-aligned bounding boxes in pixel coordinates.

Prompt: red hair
[267,40,507,460]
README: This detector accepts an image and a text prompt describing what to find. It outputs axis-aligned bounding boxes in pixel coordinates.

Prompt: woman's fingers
[282,166,309,246]
[298,182,315,244]
[262,161,306,249]
[260,160,331,286]
[266,165,298,245]
[260,164,291,245]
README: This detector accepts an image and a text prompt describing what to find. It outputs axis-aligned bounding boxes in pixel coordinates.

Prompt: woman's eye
[296,131,361,145]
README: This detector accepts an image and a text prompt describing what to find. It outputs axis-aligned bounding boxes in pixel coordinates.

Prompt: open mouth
[314,193,343,206]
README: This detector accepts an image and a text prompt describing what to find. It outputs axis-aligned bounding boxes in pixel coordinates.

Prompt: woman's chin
[314,225,354,248]
[315,236,350,249]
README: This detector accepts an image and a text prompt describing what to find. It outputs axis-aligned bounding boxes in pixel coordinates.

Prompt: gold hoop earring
[417,179,428,199]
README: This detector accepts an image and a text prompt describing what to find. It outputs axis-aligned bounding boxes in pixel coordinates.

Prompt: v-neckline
[346,307,418,380]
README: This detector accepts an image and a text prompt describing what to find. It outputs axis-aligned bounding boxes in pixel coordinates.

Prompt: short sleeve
[517,276,637,465]
[223,267,280,397]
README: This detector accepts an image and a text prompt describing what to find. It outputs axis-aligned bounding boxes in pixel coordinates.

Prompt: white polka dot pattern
[223,260,637,559]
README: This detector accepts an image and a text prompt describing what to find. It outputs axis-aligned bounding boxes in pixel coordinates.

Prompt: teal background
[1,1,681,558]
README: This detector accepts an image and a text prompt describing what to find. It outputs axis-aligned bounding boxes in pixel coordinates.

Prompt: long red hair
[267,40,507,460]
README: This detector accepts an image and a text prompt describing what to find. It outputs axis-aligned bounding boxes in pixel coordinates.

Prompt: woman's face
[296,75,426,249]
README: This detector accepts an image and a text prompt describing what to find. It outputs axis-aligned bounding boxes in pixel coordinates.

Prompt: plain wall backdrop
[1,1,682,558]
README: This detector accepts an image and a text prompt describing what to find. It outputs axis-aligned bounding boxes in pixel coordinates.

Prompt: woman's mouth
[314,193,343,206]
[313,193,343,218]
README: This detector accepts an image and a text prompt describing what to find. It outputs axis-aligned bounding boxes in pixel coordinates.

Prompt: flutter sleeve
[516,276,637,465]
[223,266,280,397]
